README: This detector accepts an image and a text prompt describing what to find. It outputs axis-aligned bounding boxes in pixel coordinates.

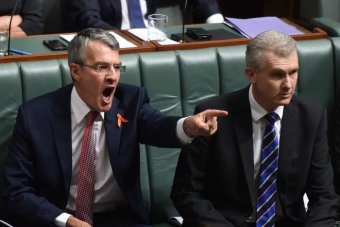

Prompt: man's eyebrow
[93,61,109,65]
[271,68,285,73]
[93,61,121,65]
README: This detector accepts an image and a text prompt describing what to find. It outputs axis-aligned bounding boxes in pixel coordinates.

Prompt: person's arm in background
[0,0,43,37]
[67,0,119,31]
[0,15,22,32]
[0,1,24,37]
[190,0,224,24]
[0,14,26,37]
[17,0,44,36]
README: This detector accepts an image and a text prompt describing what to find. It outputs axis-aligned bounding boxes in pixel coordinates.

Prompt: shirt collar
[71,86,105,123]
[248,85,284,123]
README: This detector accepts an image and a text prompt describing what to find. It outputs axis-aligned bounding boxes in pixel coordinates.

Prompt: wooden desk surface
[0,30,156,63]
[126,20,328,52]
[0,20,328,63]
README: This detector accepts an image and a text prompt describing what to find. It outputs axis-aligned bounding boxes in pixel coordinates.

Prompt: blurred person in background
[0,0,43,37]
[63,0,223,32]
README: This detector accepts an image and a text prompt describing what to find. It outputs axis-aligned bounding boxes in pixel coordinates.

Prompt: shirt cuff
[206,13,224,24]
[55,213,72,227]
[177,117,194,144]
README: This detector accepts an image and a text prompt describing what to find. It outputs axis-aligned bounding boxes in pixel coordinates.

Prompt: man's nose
[105,70,118,83]
[282,75,292,88]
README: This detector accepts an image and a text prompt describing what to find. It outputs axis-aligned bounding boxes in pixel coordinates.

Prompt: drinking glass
[0,29,9,56]
[147,14,168,41]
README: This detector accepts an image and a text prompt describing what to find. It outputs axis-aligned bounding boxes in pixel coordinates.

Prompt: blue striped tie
[256,112,280,227]
[127,0,145,28]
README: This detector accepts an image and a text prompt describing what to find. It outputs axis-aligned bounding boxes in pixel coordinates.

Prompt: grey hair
[68,28,120,65]
[245,30,297,72]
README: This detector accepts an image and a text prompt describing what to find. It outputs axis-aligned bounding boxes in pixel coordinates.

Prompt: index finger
[203,109,228,118]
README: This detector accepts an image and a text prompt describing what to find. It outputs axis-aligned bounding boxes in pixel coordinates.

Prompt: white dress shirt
[55,86,191,226]
[120,0,224,29]
[205,13,224,24]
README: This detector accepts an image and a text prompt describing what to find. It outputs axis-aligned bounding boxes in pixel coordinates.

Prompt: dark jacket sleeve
[303,106,339,226]
[3,107,64,226]
[190,0,222,22]
[66,0,120,31]
[171,105,234,226]
[19,0,44,35]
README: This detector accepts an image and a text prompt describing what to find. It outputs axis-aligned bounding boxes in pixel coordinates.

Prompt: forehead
[261,51,299,71]
[84,40,120,62]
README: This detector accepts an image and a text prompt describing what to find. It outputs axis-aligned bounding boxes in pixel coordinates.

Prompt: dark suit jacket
[4,83,181,226]
[171,87,339,227]
[0,0,43,35]
[63,0,221,32]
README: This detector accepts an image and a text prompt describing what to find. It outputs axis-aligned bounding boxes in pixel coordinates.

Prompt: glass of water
[147,14,168,41]
[0,29,9,56]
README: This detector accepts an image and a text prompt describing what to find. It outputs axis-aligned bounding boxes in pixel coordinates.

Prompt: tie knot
[264,112,279,125]
[86,111,99,124]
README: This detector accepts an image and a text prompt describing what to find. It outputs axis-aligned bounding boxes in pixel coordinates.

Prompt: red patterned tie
[75,111,99,225]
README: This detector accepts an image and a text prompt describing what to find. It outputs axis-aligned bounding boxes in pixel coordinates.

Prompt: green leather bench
[310,17,340,199]
[0,38,339,226]
[312,17,340,37]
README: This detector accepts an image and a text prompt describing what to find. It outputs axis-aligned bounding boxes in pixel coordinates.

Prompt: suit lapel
[51,86,73,193]
[278,100,298,188]
[104,97,124,160]
[233,88,257,202]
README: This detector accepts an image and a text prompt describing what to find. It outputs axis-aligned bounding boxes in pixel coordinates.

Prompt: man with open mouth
[3,28,228,227]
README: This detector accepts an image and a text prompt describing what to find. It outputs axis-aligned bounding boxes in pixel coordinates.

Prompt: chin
[101,105,112,112]
[279,99,292,106]
[95,102,111,112]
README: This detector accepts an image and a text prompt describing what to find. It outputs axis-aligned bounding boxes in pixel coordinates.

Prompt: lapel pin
[117,113,128,128]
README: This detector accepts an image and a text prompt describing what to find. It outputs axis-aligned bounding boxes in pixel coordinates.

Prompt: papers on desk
[224,16,304,38]
[59,34,75,43]
[59,31,137,48]
[128,28,179,45]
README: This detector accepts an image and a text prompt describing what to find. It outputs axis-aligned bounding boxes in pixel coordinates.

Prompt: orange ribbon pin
[117,113,128,128]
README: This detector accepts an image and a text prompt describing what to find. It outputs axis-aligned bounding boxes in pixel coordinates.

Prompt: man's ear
[245,67,256,84]
[70,63,81,81]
